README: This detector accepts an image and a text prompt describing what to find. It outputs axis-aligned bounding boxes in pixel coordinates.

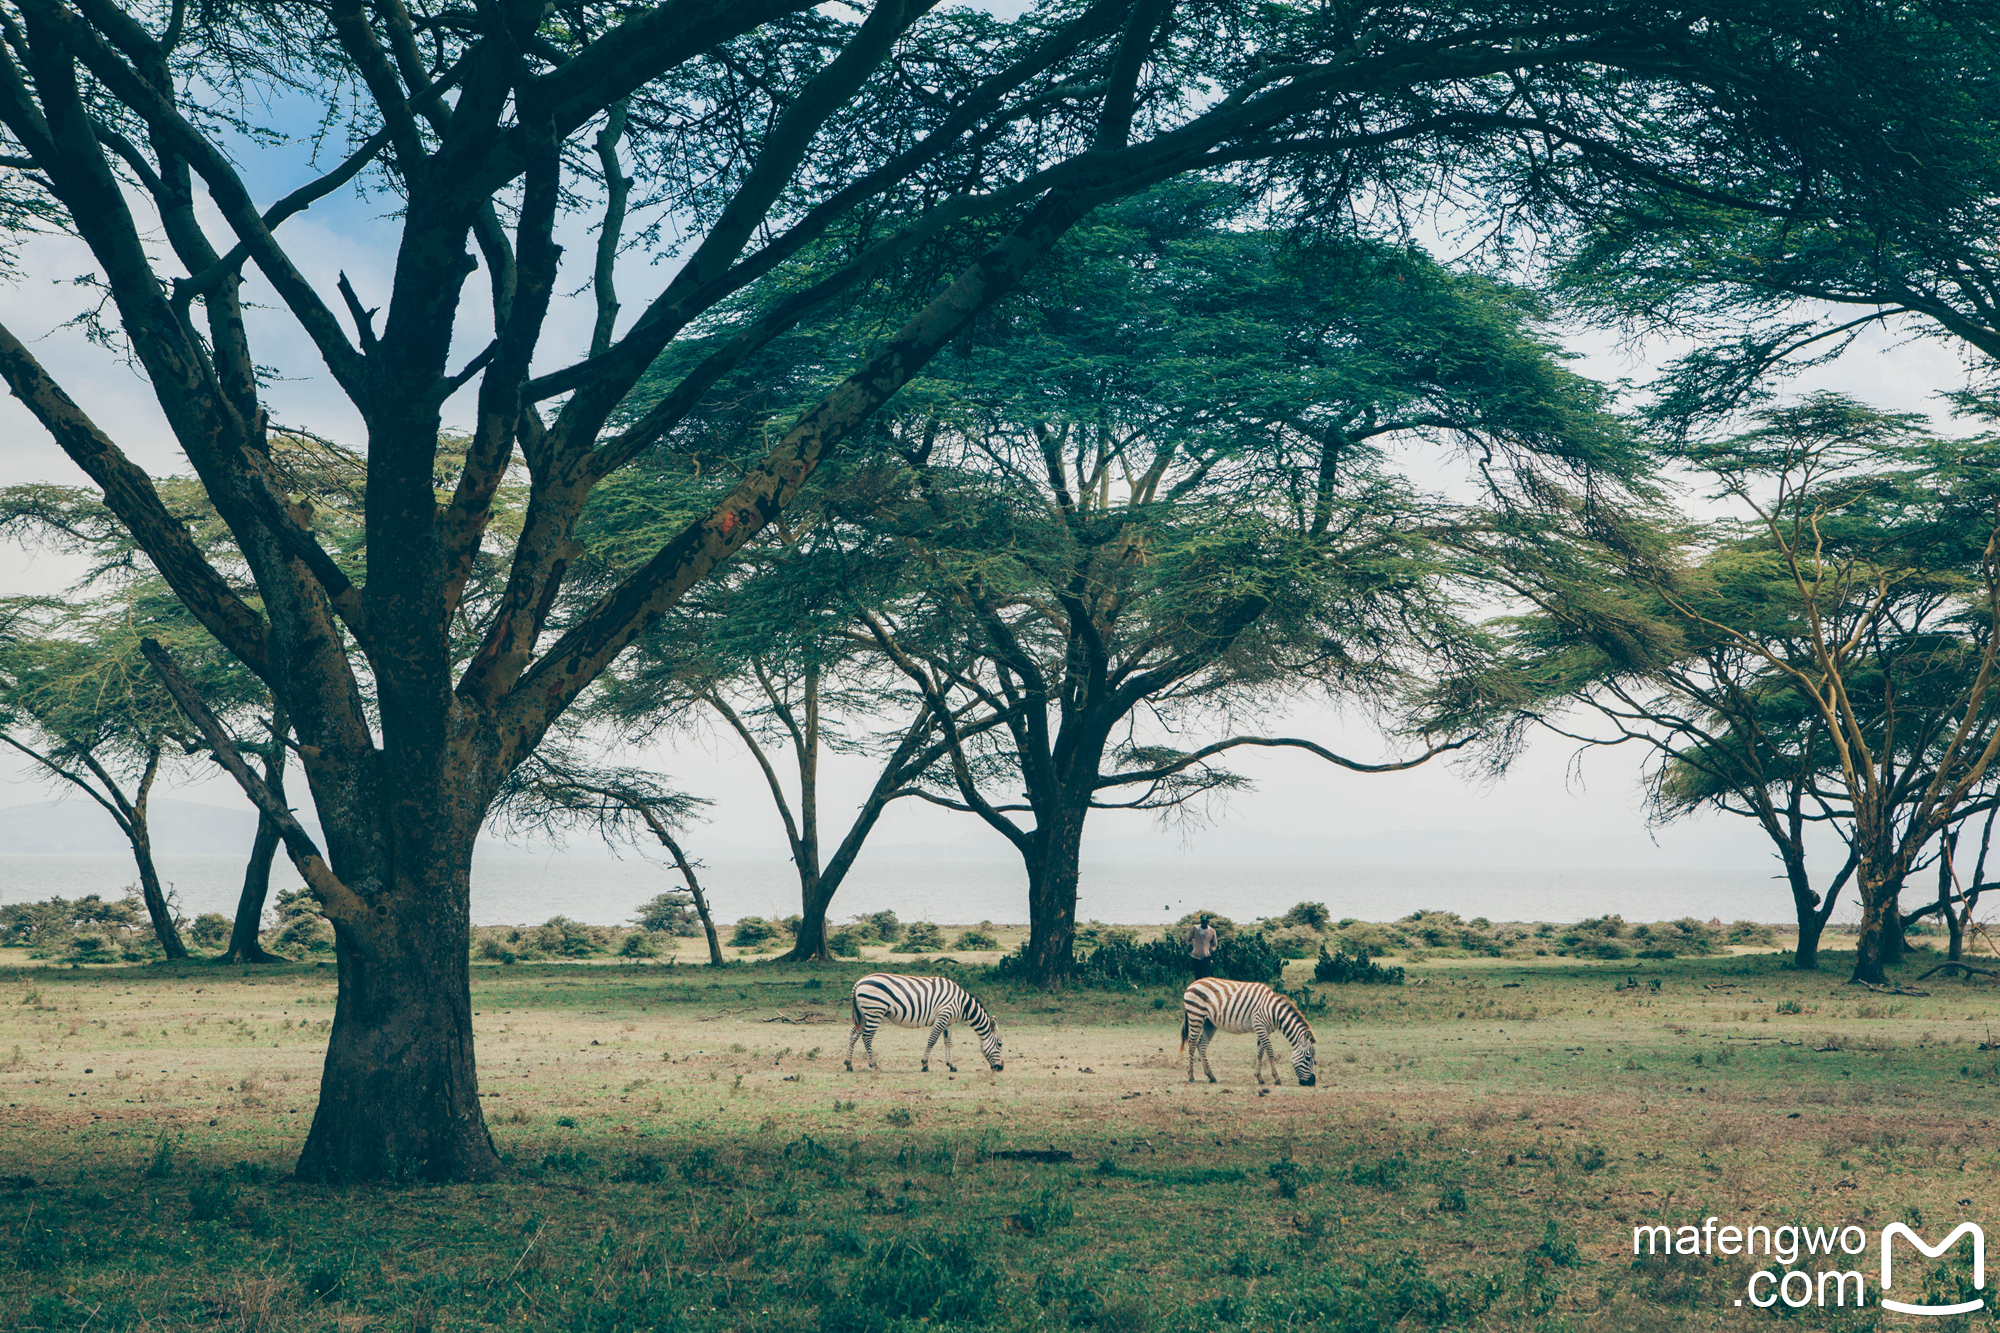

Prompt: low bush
[895,921,946,953]
[998,928,1283,987]
[729,917,786,948]
[631,892,703,937]
[527,916,609,958]
[1313,945,1405,985]
[188,914,232,949]
[953,924,999,950]
[619,931,662,958]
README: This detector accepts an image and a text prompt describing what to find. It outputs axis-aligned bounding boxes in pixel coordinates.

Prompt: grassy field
[3,934,1998,1331]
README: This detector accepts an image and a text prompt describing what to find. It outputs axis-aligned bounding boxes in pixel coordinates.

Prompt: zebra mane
[1273,993,1315,1048]
[961,990,994,1033]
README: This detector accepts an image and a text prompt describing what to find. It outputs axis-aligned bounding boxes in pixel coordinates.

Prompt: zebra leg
[940,1022,957,1072]
[1253,1021,1274,1085]
[921,1022,941,1072]
[845,1021,862,1072]
[862,1019,881,1072]
[1186,1017,1198,1082]
[1199,1022,1218,1083]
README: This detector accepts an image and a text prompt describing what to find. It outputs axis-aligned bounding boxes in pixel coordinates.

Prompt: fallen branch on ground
[1913,962,2000,982]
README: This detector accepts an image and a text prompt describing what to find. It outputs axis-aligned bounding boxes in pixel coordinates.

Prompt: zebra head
[967,999,1004,1070]
[1282,1003,1318,1086]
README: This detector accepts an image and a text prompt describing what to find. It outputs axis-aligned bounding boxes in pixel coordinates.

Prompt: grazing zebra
[846,973,1004,1073]
[1180,978,1317,1086]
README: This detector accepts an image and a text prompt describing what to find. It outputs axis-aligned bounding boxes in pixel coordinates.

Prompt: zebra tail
[1179,1008,1189,1054]
[851,989,863,1027]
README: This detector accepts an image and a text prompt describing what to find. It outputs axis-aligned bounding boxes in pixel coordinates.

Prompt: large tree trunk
[226,708,287,963]
[294,814,499,1183]
[129,746,187,960]
[1851,873,1898,986]
[1020,801,1087,985]
[1781,851,1827,970]
[790,869,836,962]
[1880,880,1908,967]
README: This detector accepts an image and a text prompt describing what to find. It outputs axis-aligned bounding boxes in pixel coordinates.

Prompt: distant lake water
[0,853,1845,928]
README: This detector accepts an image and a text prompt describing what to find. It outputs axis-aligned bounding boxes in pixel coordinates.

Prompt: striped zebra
[845,973,1004,1073]
[1180,978,1317,1086]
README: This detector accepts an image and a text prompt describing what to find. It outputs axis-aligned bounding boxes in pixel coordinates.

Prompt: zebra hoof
[1206,1074,1217,1084]
[844,1061,853,1071]
[921,1063,930,1072]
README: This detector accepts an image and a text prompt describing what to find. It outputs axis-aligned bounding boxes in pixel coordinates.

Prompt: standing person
[1188,915,1219,979]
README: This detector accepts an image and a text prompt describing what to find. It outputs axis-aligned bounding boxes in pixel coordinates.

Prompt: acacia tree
[0,594,238,957]
[837,194,1635,982]
[1445,398,2000,984]
[494,747,724,964]
[583,497,1023,960]
[0,458,358,963]
[1437,521,1868,968]
[0,0,1965,1177]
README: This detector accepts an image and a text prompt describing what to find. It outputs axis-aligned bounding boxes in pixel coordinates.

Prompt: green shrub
[632,891,702,936]
[1283,901,1332,929]
[527,916,608,957]
[1076,921,1138,950]
[1314,945,1405,985]
[730,916,784,947]
[953,924,999,950]
[896,921,946,953]
[271,916,334,956]
[620,931,662,958]
[1003,928,1284,988]
[1263,924,1324,959]
[189,913,232,948]
[866,910,902,942]
[66,932,117,962]
[1726,920,1777,946]
[828,927,866,958]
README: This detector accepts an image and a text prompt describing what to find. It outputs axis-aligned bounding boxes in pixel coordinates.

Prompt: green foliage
[632,892,702,937]
[729,917,787,948]
[952,925,999,950]
[1,894,142,951]
[1314,946,1406,985]
[999,928,1284,988]
[268,887,335,957]
[894,921,945,953]
[818,1229,998,1331]
[188,914,232,949]
[1283,902,1333,930]
[619,931,662,958]
[528,917,611,958]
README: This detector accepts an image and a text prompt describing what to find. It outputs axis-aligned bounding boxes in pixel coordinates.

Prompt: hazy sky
[0,55,1983,862]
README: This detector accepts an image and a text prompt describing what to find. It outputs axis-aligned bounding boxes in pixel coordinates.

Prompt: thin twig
[503,1219,547,1282]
